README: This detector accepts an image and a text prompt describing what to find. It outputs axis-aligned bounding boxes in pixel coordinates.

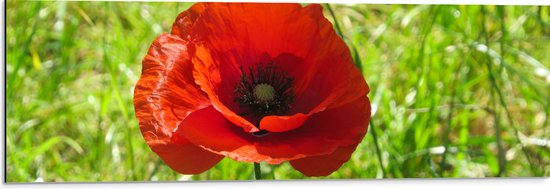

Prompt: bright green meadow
[5,1,550,182]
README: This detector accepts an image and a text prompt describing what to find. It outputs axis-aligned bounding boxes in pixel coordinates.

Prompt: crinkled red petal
[171,2,208,39]
[134,33,222,174]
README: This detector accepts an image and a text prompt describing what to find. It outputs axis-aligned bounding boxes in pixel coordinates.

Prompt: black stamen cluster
[234,62,295,117]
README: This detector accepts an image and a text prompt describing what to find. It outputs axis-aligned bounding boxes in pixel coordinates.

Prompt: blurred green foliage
[5,1,550,182]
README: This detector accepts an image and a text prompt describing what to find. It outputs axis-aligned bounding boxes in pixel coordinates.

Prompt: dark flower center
[234,62,295,135]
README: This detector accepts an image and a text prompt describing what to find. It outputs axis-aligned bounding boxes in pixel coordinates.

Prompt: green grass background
[5,1,550,182]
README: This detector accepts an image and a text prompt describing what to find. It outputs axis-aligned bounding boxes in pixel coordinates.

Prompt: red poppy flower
[134,2,371,177]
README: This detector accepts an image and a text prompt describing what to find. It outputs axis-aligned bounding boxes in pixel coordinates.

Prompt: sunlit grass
[5,1,550,182]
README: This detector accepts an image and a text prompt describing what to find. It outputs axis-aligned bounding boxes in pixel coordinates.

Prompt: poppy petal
[179,106,315,164]
[289,143,361,177]
[255,96,371,161]
[259,113,308,132]
[189,3,316,59]
[134,33,222,174]
[171,2,208,39]
[178,106,272,162]
[180,97,370,164]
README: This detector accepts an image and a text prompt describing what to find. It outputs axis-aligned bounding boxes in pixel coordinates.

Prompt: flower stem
[254,162,262,180]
